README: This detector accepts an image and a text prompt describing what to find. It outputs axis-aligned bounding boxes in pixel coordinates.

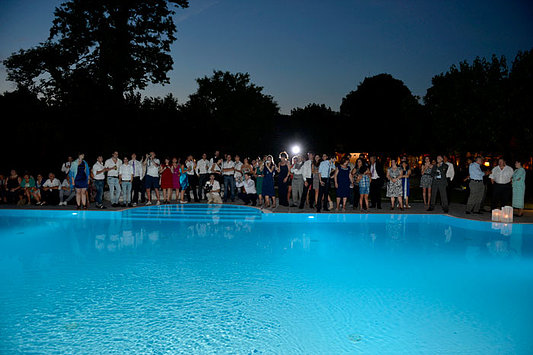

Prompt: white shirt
[104,158,122,177]
[186,160,196,175]
[43,178,61,188]
[490,165,514,184]
[222,160,235,176]
[301,160,312,179]
[61,161,72,174]
[146,158,160,177]
[119,164,134,181]
[130,159,142,178]
[92,161,106,180]
[370,163,380,179]
[206,180,221,195]
[61,179,71,190]
[196,159,210,175]
[236,179,257,194]
[445,162,455,181]
[234,161,243,179]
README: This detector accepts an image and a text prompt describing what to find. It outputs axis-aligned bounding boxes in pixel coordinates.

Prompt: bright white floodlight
[291,145,301,155]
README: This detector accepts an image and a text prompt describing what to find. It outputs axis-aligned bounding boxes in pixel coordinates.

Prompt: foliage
[340,74,425,152]
[3,0,189,105]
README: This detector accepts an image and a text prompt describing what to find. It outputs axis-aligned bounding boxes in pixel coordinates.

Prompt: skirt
[420,175,433,189]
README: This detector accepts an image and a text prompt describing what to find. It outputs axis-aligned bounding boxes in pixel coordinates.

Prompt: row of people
[1,151,527,216]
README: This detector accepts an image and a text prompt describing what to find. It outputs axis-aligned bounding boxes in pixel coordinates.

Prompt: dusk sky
[1,0,532,113]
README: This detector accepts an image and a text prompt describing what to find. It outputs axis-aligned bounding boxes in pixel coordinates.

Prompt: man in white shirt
[92,155,106,209]
[130,153,144,206]
[143,151,161,205]
[119,156,134,207]
[104,151,123,207]
[222,154,236,202]
[368,155,384,209]
[489,158,514,209]
[185,155,199,202]
[61,156,73,177]
[299,152,315,209]
[443,155,455,203]
[59,177,76,206]
[234,155,244,182]
[41,173,61,205]
[205,174,222,204]
[236,173,258,206]
[196,153,210,200]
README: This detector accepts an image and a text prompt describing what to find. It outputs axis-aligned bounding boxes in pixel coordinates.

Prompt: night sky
[1,0,532,113]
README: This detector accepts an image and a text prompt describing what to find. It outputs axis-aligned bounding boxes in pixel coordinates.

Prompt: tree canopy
[3,0,189,105]
[424,50,533,153]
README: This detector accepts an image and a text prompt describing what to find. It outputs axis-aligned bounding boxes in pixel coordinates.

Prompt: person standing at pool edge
[369,155,384,209]
[104,151,122,207]
[144,151,161,205]
[70,153,90,209]
[428,155,449,213]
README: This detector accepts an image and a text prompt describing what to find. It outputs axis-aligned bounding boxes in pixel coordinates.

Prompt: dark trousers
[491,183,511,209]
[278,178,289,206]
[316,178,330,212]
[352,186,360,209]
[370,178,382,208]
[299,178,315,208]
[238,192,258,205]
[430,180,448,211]
[186,174,199,202]
[132,177,145,203]
[198,174,209,200]
[43,190,60,205]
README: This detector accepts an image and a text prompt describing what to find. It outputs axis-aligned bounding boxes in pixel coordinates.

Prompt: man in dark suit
[368,155,384,209]
[428,155,449,213]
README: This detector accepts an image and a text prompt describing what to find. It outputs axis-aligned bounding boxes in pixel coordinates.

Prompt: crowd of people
[0,150,527,217]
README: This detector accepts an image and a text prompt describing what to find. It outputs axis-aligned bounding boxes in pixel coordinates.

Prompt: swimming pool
[1,205,532,354]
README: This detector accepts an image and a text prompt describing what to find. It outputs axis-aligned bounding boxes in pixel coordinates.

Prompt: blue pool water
[1,205,532,354]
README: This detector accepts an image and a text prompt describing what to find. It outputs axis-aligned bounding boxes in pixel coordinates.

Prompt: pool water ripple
[1,205,532,354]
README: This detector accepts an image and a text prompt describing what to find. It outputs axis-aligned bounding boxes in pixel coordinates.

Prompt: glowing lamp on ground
[492,209,502,222]
[291,145,301,155]
[501,206,513,223]
[484,162,490,167]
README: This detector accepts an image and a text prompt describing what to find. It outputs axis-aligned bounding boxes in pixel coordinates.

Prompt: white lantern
[492,209,502,222]
[501,206,513,223]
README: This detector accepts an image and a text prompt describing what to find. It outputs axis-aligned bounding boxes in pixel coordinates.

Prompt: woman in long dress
[171,158,181,203]
[386,159,403,210]
[262,155,276,208]
[512,160,526,217]
[334,158,352,211]
[277,152,290,207]
[400,161,411,208]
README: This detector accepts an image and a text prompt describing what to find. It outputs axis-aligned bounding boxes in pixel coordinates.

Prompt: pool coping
[1,203,532,225]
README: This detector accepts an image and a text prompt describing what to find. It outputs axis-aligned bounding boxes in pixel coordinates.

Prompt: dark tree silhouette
[3,0,189,105]
[340,74,424,152]
[424,51,533,153]
[288,104,340,152]
[182,70,279,154]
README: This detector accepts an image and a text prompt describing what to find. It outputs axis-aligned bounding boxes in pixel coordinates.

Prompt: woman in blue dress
[334,158,353,211]
[262,155,276,208]
[512,160,526,217]
[179,161,189,203]
[400,160,411,208]
[276,152,290,206]
[70,153,90,209]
